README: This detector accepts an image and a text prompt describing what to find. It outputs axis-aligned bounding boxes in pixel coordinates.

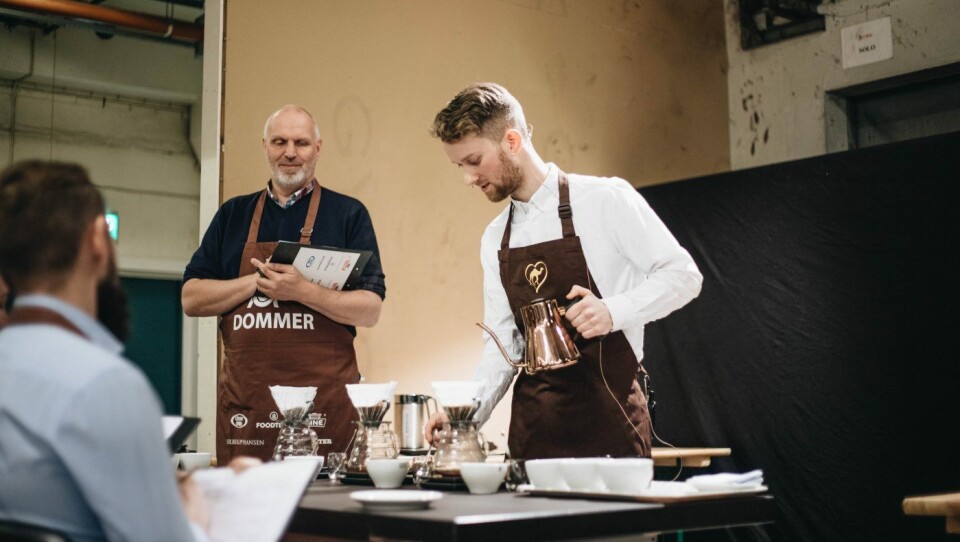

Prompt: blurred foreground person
[0,274,9,326]
[0,161,241,541]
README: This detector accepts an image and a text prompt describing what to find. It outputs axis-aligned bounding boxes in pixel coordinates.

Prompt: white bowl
[524,458,569,491]
[597,458,653,494]
[176,452,212,471]
[459,462,508,495]
[366,458,410,489]
[559,458,607,492]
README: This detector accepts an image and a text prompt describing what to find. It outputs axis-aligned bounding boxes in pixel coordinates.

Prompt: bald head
[263,105,321,141]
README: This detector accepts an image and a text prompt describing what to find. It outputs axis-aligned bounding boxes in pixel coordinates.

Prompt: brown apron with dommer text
[501,172,652,460]
[217,186,360,463]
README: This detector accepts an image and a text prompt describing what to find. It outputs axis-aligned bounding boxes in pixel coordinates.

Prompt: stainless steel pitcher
[394,394,437,453]
[477,297,580,374]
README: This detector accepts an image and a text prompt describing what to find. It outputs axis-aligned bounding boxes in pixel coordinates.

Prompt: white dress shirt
[473,164,703,424]
[0,295,205,542]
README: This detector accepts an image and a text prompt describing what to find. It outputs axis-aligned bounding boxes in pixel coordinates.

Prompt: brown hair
[430,82,530,143]
[0,161,105,290]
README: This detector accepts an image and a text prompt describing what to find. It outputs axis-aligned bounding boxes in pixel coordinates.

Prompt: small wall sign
[841,17,893,69]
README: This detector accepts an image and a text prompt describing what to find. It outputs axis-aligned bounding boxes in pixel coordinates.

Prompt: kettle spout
[476,322,524,369]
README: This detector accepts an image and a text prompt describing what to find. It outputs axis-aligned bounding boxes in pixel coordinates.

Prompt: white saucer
[350,489,443,511]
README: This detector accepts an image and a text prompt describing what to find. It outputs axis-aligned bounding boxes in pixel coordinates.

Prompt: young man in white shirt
[426,83,703,460]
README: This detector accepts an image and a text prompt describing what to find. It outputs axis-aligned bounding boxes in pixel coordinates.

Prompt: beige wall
[221,0,728,450]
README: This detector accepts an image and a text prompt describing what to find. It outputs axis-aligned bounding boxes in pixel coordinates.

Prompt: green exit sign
[105,211,119,242]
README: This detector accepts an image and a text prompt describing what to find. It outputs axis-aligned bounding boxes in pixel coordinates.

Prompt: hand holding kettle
[564,285,613,339]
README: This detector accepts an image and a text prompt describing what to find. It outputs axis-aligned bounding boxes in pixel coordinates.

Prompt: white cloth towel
[686,469,764,492]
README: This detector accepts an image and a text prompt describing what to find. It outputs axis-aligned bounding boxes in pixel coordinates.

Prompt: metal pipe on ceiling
[0,0,203,43]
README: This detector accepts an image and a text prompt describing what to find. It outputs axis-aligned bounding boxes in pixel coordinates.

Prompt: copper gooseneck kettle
[476,297,580,374]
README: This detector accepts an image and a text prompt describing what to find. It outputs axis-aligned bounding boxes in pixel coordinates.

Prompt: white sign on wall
[841,17,893,69]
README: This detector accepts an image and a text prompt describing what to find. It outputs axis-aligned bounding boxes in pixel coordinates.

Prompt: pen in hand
[255,257,271,278]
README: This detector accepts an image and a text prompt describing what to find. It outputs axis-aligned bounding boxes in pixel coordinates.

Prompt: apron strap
[558,173,575,238]
[246,190,268,244]
[299,182,322,244]
[5,306,87,339]
[245,181,323,245]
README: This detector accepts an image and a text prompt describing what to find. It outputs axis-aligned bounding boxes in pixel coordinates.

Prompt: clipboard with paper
[270,240,372,291]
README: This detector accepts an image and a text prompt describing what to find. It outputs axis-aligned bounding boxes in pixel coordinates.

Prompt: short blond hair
[430,82,530,143]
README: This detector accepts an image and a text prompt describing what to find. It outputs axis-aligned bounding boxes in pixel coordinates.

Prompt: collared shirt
[0,295,205,542]
[267,178,316,209]
[474,164,703,424]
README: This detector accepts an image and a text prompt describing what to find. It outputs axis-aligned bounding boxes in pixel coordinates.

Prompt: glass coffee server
[343,381,399,473]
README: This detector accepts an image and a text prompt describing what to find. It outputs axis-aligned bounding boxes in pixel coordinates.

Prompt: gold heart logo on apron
[524,261,548,293]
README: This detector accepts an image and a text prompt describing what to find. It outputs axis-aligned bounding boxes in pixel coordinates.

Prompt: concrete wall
[0,25,203,277]
[724,0,960,170]
[221,0,729,451]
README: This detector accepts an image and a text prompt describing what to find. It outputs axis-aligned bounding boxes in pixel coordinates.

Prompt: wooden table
[903,492,960,534]
[651,447,731,467]
[286,480,774,541]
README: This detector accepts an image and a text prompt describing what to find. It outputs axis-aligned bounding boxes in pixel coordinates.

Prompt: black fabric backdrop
[638,131,960,542]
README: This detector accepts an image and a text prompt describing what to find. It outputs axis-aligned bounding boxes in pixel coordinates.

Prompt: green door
[121,277,183,415]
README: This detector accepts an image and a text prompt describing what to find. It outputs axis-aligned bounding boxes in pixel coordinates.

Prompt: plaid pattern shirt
[267,179,316,209]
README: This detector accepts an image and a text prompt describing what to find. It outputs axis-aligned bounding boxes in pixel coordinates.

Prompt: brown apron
[217,186,361,463]
[5,306,86,338]
[502,172,652,460]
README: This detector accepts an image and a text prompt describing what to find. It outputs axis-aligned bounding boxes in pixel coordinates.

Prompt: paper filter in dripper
[345,381,397,424]
[431,380,483,422]
[269,385,318,422]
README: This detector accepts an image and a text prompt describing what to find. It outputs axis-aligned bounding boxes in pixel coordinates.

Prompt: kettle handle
[423,395,439,419]
[558,298,581,343]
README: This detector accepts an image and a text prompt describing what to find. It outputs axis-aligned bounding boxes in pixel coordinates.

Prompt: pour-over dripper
[344,382,400,472]
[269,385,319,460]
[356,400,391,426]
[431,380,484,423]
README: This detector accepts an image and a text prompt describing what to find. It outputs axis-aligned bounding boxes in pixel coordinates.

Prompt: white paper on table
[192,458,320,542]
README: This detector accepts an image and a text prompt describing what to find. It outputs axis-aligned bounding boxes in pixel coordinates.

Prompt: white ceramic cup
[459,462,508,495]
[559,458,607,492]
[524,458,569,491]
[597,458,653,494]
[177,452,212,471]
[366,458,410,489]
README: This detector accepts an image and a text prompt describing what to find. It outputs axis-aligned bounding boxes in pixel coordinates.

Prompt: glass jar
[345,421,399,472]
[272,419,318,461]
[432,421,486,476]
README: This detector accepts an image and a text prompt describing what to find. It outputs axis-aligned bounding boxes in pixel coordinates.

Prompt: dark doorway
[121,277,183,415]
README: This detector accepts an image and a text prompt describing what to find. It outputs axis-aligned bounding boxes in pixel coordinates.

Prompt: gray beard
[273,168,308,191]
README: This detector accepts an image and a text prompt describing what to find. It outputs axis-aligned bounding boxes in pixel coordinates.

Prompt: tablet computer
[163,416,201,453]
[269,241,372,291]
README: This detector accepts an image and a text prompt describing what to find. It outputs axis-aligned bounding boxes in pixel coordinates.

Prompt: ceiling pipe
[0,0,203,43]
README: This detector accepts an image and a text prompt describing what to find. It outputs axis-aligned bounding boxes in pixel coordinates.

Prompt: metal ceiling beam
[0,0,203,43]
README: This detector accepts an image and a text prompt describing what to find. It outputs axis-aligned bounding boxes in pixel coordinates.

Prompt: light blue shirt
[0,295,201,542]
